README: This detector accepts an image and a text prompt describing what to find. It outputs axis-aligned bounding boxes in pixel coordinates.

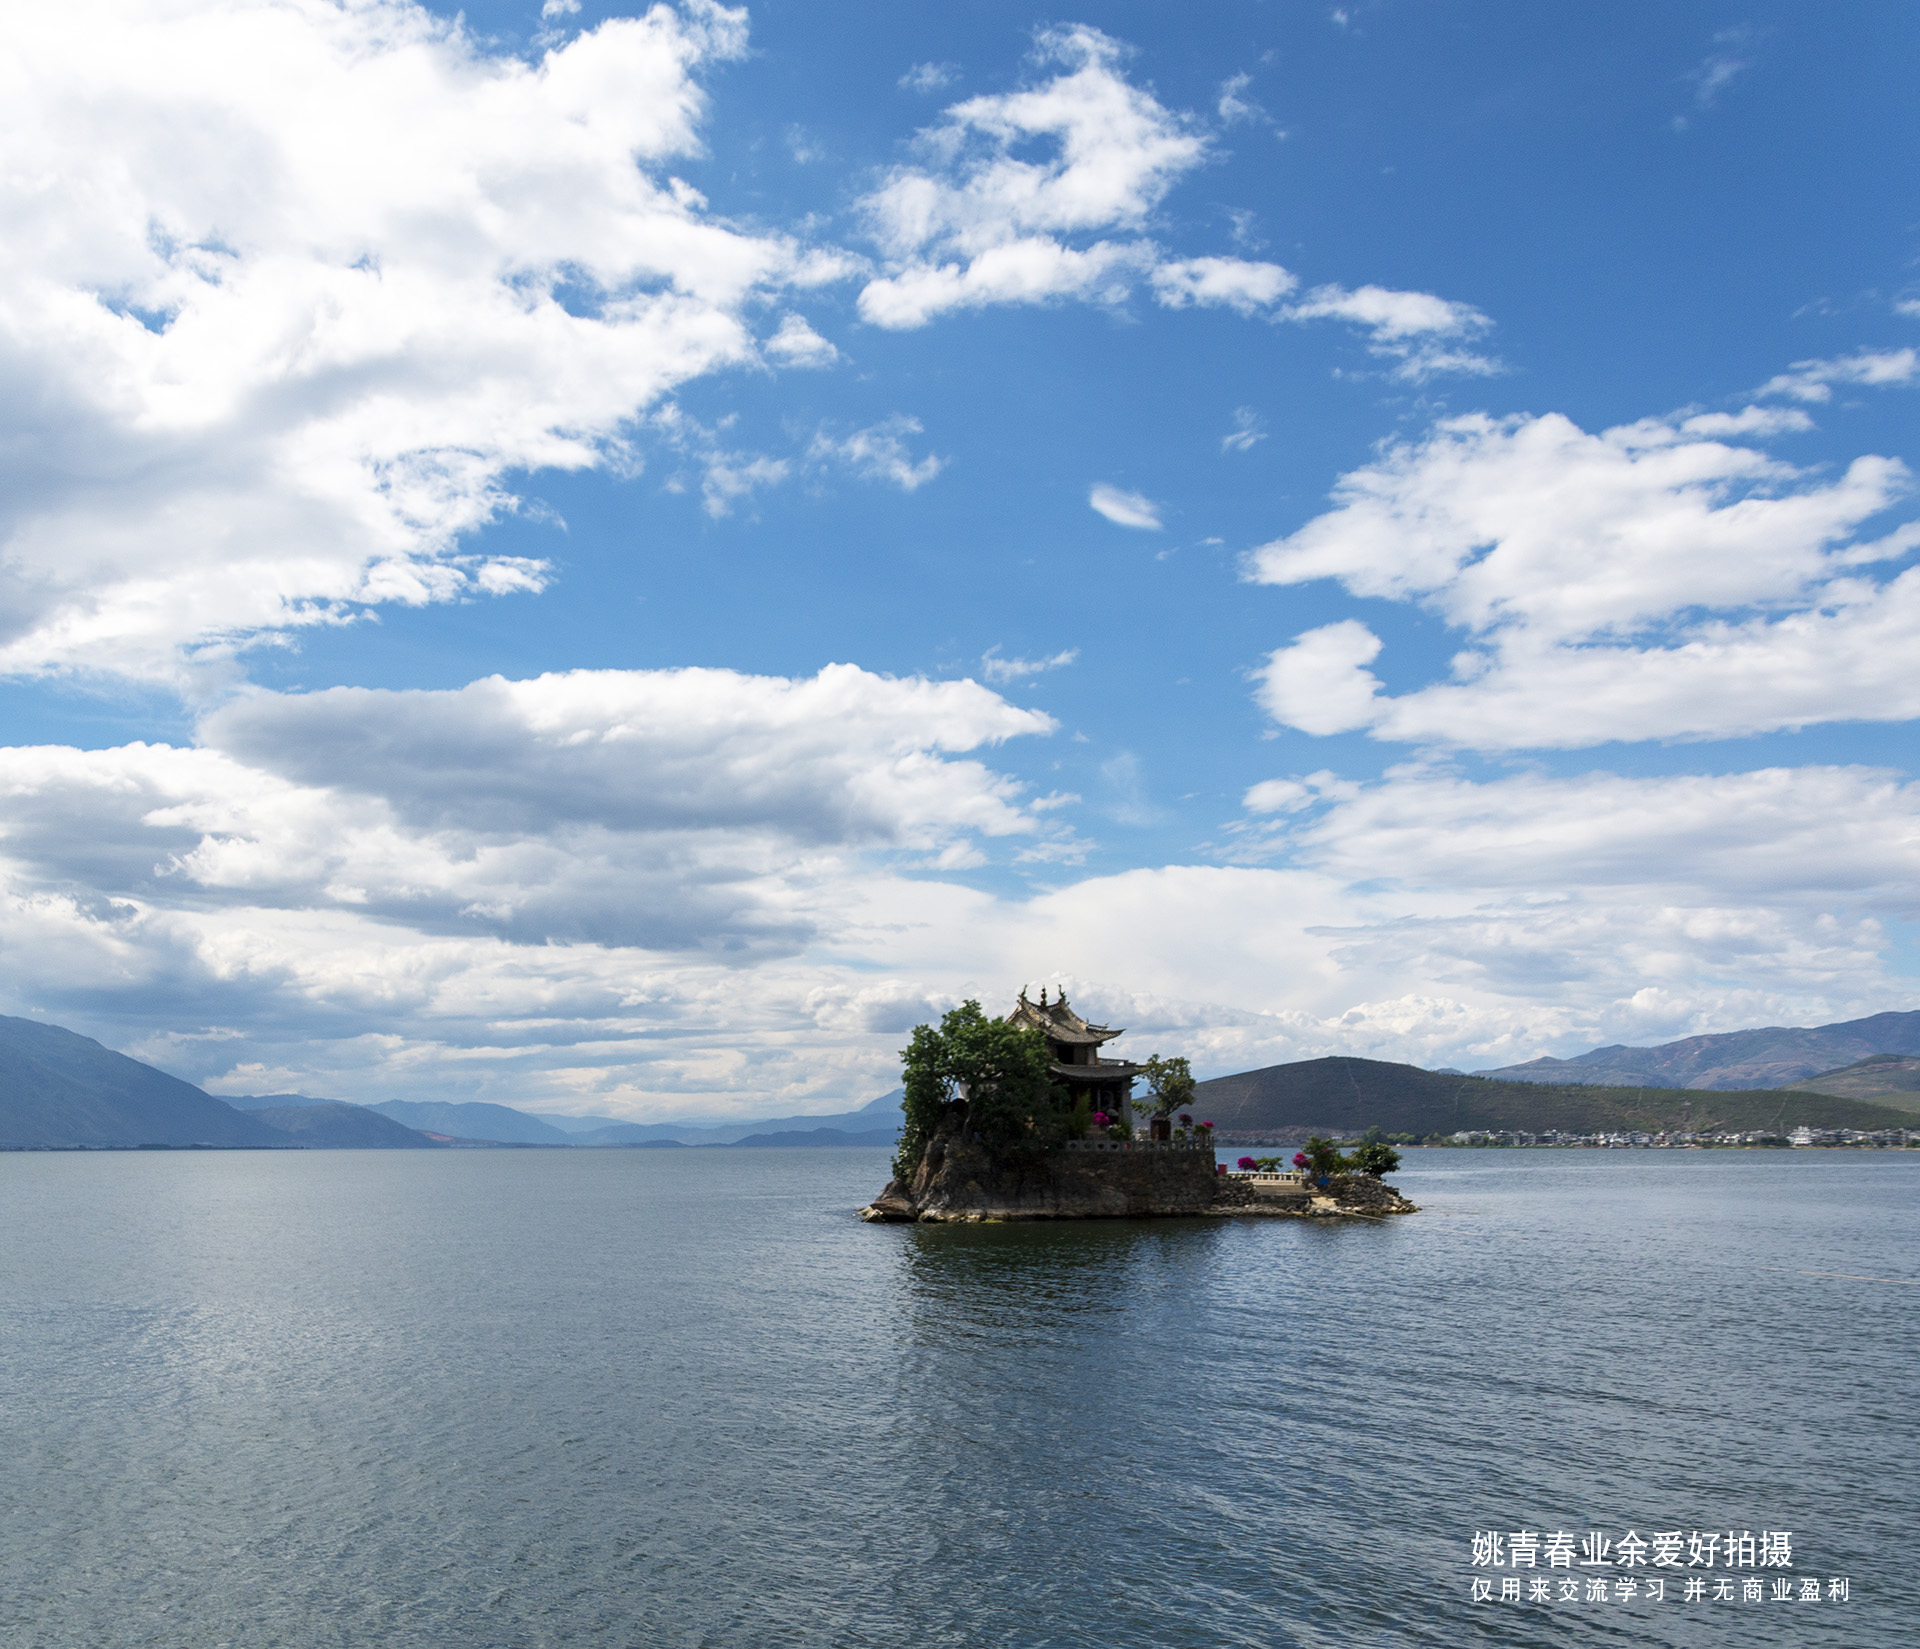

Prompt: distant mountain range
[1474,1009,1920,1090]
[359,1092,906,1147]
[0,1013,907,1150]
[14,1001,1919,1154]
[251,1101,443,1149]
[1193,1057,1920,1141]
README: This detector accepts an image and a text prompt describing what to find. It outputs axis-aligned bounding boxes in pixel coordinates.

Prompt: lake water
[0,1145,1914,1648]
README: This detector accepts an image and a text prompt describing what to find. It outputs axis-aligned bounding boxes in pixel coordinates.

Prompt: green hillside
[1193,1057,1920,1138]
[1788,1055,1920,1108]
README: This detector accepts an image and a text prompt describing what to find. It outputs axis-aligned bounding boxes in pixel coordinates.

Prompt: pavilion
[1006,987,1141,1128]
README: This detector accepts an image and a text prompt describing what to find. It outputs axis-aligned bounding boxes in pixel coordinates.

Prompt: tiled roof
[1005,987,1123,1046]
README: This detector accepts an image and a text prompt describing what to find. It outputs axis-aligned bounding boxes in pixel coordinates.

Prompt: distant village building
[1007,987,1140,1128]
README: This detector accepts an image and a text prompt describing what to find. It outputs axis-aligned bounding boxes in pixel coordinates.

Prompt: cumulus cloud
[0,664,1079,1097]
[200,665,1052,842]
[856,26,1205,328]
[851,26,1490,372]
[1089,483,1162,529]
[764,313,841,368]
[1215,761,1920,1049]
[0,0,852,687]
[1150,256,1297,315]
[1249,404,1918,747]
[10,695,1920,1108]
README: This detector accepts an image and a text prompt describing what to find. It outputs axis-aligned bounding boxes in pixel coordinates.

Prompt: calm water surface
[0,1146,1914,1647]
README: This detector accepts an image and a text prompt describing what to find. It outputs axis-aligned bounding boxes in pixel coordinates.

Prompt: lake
[1,1145,1914,1647]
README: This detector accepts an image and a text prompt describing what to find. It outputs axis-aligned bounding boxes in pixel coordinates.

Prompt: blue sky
[1,0,1916,1118]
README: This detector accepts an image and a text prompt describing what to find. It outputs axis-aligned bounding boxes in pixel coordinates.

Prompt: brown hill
[1473,1008,1920,1091]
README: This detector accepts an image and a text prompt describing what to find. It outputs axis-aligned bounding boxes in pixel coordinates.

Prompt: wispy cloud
[1283,284,1500,379]
[1756,347,1920,404]
[1217,72,1262,126]
[1688,27,1755,108]
[1222,407,1266,453]
[1089,483,1162,529]
[898,61,957,93]
[1675,26,1758,129]
[809,417,945,491]
[981,646,1079,684]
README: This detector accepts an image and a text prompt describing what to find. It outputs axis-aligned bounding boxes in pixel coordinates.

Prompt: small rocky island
[860,989,1417,1223]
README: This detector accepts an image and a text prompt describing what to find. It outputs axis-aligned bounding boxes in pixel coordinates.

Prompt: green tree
[1349,1140,1402,1177]
[1140,1054,1197,1117]
[894,1001,1063,1180]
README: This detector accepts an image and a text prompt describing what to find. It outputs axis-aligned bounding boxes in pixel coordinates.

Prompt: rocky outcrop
[1311,1172,1420,1217]
[1208,1170,1417,1219]
[860,1121,1218,1222]
[859,1118,1418,1223]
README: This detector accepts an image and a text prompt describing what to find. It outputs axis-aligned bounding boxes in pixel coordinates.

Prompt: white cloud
[851,28,1487,371]
[1150,257,1296,315]
[1685,27,1754,110]
[1217,72,1263,126]
[808,416,944,490]
[1249,404,1918,747]
[11,694,1920,1106]
[1222,406,1266,453]
[898,62,958,94]
[700,454,792,517]
[201,664,1055,846]
[981,647,1079,684]
[1255,620,1385,736]
[856,26,1205,327]
[1089,483,1162,529]
[541,0,582,17]
[763,313,840,368]
[1284,283,1499,378]
[0,662,1088,1115]
[0,0,853,688]
[1756,347,1920,404]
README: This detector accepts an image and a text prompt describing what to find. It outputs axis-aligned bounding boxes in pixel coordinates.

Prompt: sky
[2,0,1918,1120]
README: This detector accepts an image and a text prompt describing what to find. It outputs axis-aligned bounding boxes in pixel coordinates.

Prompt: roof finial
[1039,985,1048,1005]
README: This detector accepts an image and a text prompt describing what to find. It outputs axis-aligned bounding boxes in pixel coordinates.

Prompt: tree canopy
[1140,1054,1196,1117]
[895,1001,1063,1180]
